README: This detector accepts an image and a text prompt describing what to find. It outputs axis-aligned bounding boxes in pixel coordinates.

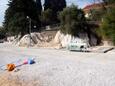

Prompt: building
[83,2,115,18]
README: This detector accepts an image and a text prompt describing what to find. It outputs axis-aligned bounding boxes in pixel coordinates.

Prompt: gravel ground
[0,43,115,86]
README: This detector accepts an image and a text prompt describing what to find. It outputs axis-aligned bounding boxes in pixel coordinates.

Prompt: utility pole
[27,16,31,47]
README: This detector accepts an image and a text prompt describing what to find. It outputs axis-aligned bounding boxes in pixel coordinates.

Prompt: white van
[67,41,89,52]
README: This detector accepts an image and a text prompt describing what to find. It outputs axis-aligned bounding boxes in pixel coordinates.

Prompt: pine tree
[36,0,42,14]
[44,0,66,11]
[3,0,42,37]
[44,0,66,23]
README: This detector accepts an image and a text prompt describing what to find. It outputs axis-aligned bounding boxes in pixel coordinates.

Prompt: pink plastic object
[23,59,28,64]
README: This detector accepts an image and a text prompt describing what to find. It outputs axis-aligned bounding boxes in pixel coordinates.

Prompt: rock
[16,30,99,48]
[53,31,90,48]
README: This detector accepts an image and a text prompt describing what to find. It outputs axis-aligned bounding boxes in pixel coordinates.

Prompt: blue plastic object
[28,58,35,64]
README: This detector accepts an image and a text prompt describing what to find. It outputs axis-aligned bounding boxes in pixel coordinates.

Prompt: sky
[0,0,97,26]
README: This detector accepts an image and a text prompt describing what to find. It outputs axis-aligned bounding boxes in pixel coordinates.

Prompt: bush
[58,5,86,36]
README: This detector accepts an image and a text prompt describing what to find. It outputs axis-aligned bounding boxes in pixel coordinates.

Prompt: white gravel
[0,43,115,86]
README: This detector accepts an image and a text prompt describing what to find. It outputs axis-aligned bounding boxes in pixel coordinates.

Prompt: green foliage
[58,5,86,36]
[88,9,106,21]
[0,27,6,39]
[7,13,28,36]
[3,0,42,37]
[97,8,115,45]
[40,9,53,25]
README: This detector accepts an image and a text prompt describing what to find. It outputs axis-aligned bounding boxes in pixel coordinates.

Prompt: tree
[40,9,53,25]
[58,4,102,45]
[88,9,106,21]
[102,0,115,4]
[7,12,28,36]
[3,0,42,37]
[44,0,66,23]
[86,0,115,21]
[0,27,6,39]
[44,0,66,11]
[36,0,42,14]
[97,8,115,45]
[58,5,86,36]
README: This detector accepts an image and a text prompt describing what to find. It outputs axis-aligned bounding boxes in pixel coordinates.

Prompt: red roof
[83,3,104,10]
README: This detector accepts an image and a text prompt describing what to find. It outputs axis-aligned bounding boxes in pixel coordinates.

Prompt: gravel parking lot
[0,43,115,86]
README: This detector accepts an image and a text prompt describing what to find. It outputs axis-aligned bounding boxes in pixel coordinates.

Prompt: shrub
[58,5,86,36]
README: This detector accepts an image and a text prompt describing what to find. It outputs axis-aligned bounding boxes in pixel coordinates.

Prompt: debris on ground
[0,58,35,72]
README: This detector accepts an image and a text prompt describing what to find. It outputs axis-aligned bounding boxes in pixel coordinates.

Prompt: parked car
[67,42,89,52]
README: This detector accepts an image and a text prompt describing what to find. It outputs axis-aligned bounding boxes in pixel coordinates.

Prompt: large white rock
[18,34,34,47]
[53,31,90,48]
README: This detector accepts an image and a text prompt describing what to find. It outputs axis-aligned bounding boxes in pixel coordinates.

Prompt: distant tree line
[3,0,101,45]
[3,0,115,45]
[3,0,66,37]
